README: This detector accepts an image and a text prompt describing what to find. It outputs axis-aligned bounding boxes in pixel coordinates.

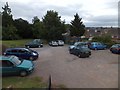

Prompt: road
[29,45,118,88]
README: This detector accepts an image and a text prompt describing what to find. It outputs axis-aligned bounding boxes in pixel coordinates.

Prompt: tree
[2,2,13,27]
[2,25,19,40]
[2,2,19,40]
[42,10,66,41]
[70,13,85,37]
[14,18,33,39]
[32,16,44,38]
[32,16,40,24]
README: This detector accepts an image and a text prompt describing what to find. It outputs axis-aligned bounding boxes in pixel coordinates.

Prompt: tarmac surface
[30,45,118,88]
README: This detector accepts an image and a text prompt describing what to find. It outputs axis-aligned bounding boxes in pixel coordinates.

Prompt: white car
[57,40,64,46]
[49,41,58,46]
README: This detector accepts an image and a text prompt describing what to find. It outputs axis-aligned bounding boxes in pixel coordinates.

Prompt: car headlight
[28,67,33,71]
[33,52,37,55]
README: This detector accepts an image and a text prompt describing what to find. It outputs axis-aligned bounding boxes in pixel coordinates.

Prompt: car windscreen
[11,56,21,66]
[25,48,33,53]
[112,44,120,48]
[74,42,86,46]
[80,47,90,51]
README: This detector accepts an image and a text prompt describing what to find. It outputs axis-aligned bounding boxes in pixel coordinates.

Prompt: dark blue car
[110,44,120,54]
[4,48,39,60]
[89,42,107,50]
[25,39,43,48]
[69,46,91,58]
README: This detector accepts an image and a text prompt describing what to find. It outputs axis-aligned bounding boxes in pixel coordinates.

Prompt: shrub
[92,35,116,48]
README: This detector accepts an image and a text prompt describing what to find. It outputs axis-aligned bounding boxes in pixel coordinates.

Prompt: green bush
[92,35,116,48]
[92,35,111,43]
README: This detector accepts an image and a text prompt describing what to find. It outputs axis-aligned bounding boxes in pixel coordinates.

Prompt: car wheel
[38,45,41,48]
[69,49,72,54]
[29,57,34,60]
[87,55,90,58]
[95,48,97,50]
[20,71,27,77]
[78,54,81,58]
[104,47,107,50]
[27,46,30,48]
[69,51,72,54]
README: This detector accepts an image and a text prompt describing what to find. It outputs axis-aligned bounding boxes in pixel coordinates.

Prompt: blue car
[89,42,107,50]
[0,55,34,77]
[110,44,120,54]
[4,48,39,60]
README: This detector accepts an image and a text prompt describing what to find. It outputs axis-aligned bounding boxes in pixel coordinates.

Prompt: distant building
[84,27,120,40]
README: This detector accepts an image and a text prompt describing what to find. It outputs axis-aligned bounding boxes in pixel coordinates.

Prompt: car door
[2,60,19,76]
[7,49,18,57]
[18,49,31,59]
[98,43,103,49]
[73,47,80,55]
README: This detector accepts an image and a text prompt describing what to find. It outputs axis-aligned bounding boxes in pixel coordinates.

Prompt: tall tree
[42,10,66,41]
[2,2,19,40]
[70,13,85,37]
[32,16,40,24]
[32,16,44,38]
[2,2,13,27]
[14,18,33,39]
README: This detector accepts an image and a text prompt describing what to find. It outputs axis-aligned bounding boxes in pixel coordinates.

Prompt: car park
[0,55,34,77]
[4,48,39,60]
[88,42,107,50]
[49,41,58,46]
[25,39,43,48]
[56,40,64,46]
[69,45,91,58]
[110,44,120,54]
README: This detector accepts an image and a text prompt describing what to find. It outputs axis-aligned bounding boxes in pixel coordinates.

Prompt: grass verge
[2,39,33,48]
[2,76,47,88]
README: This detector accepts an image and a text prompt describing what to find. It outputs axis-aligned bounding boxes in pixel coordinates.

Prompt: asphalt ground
[29,45,118,88]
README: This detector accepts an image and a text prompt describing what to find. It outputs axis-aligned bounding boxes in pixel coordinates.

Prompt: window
[11,57,21,65]
[2,60,14,67]
[19,49,29,54]
[19,49,26,53]
[11,50,18,53]
[7,50,11,53]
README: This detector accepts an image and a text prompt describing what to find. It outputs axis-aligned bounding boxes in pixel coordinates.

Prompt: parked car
[110,44,120,54]
[0,55,34,77]
[56,40,64,46]
[25,39,43,48]
[49,41,58,46]
[4,48,39,60]
[88,42,107,50]
[69,46,91,58]
[69,42,88,51]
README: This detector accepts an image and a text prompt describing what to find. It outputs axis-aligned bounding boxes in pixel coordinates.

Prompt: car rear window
[81,47,90,51]
[6,50,11,53]
[11,49,18,53]
[18,49,27,53]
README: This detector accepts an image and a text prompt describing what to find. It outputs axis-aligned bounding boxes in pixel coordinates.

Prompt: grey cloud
[105,1,118,9]
[0,1,118,27]
[84,15,118,27]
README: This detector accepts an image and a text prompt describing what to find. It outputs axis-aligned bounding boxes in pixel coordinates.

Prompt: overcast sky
[0,0,119,27]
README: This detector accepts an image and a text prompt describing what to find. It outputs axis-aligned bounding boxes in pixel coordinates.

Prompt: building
[84,27,120,40]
